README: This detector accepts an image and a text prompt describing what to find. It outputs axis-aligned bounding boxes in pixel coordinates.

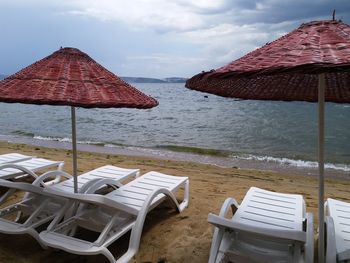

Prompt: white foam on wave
[104,144,117,148]
[33,136,103,145]
[34,136,71,142]
[234,154,350,172]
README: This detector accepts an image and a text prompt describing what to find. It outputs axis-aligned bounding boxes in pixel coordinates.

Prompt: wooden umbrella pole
[71,106,78,193]
[318,73,326,263]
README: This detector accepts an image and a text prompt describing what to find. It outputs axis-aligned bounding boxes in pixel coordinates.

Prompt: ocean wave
[34,136,71,142]
[33,136,104,146]
[104,143,120,148]
[234,154,350,172]
[11,130,35,137]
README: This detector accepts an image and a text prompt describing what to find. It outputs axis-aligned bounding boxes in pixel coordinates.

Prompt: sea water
[0,83,349,172]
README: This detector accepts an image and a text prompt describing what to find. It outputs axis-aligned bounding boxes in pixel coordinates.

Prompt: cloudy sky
[1,0,350,78]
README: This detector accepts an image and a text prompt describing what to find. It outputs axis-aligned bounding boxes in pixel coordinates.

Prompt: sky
[0,0,350,78]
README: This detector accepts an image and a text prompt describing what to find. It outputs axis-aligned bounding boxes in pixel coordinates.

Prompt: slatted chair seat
[232,187,304,231]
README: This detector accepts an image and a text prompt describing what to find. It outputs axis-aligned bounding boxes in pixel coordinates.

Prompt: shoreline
[1,134,349,180]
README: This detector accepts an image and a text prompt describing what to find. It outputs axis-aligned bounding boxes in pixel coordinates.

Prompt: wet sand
[0,141,349,262]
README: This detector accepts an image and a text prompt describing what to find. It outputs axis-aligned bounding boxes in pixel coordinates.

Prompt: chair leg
[179,179,189,212]
[27,228,48,249]
[100,247,117,263]
[208,227,224,263]
[0,188,15,204]
[325,216,336,263]
[305,213,314,263]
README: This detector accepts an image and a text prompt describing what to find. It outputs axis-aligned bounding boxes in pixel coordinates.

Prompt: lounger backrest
[327,198,350,255]
[233,187,305,232]
[105,171,188,212]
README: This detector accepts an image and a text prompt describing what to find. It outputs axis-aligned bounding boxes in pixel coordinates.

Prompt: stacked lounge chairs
[39,171,189,263]
[0,155,190,263]
[0,165,140,248]
[1,152,349,263]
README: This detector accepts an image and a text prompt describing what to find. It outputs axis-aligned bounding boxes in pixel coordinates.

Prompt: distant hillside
[163,77,188,83]
[121,77,166,83]
[121,76,187,83]
[0,74,187,83]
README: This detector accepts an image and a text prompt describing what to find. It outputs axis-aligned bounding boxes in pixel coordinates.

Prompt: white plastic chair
[39,171,189,263]
[325,198,350,263]
[0,165,140,248]
[208,187,313,263]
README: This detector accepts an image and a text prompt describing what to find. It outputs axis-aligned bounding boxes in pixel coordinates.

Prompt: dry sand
[0,141,348,262]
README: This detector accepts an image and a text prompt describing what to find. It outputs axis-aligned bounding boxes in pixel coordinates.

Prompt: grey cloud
[153,0,350,35]
[1,0,350,78]
[176,0,233,15]
[223,0,350,25]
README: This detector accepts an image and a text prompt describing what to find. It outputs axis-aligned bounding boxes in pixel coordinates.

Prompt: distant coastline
[121,76,187,83]
[0,74,187,83]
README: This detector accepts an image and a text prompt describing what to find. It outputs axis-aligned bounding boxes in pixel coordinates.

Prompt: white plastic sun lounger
[39,171,189,263]
[0,153,33,164]
[208,187,313,263]
[0,157,64,180]
[0,165,140,248]
[325,198,350,263]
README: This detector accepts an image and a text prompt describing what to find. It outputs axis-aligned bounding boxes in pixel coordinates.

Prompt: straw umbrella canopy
[0,47,158,193]
[186,20,350,262]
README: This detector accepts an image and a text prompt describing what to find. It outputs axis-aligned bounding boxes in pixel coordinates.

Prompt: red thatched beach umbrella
[0,47,158,193]
[186,20,350,262]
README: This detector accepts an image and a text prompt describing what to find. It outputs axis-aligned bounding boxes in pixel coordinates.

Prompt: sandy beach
[0,141,349,262]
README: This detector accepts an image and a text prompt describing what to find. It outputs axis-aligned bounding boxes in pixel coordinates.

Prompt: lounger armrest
[80,178,124,194]
[219,197,239,217]
[57,162,64,171]
[325,216,337,263]
[32,170,73,187]
[0,163,39,179]
[208,213,306,243]
[44,162,65,185]
[208,197,239,263]
[305,212,314,263]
